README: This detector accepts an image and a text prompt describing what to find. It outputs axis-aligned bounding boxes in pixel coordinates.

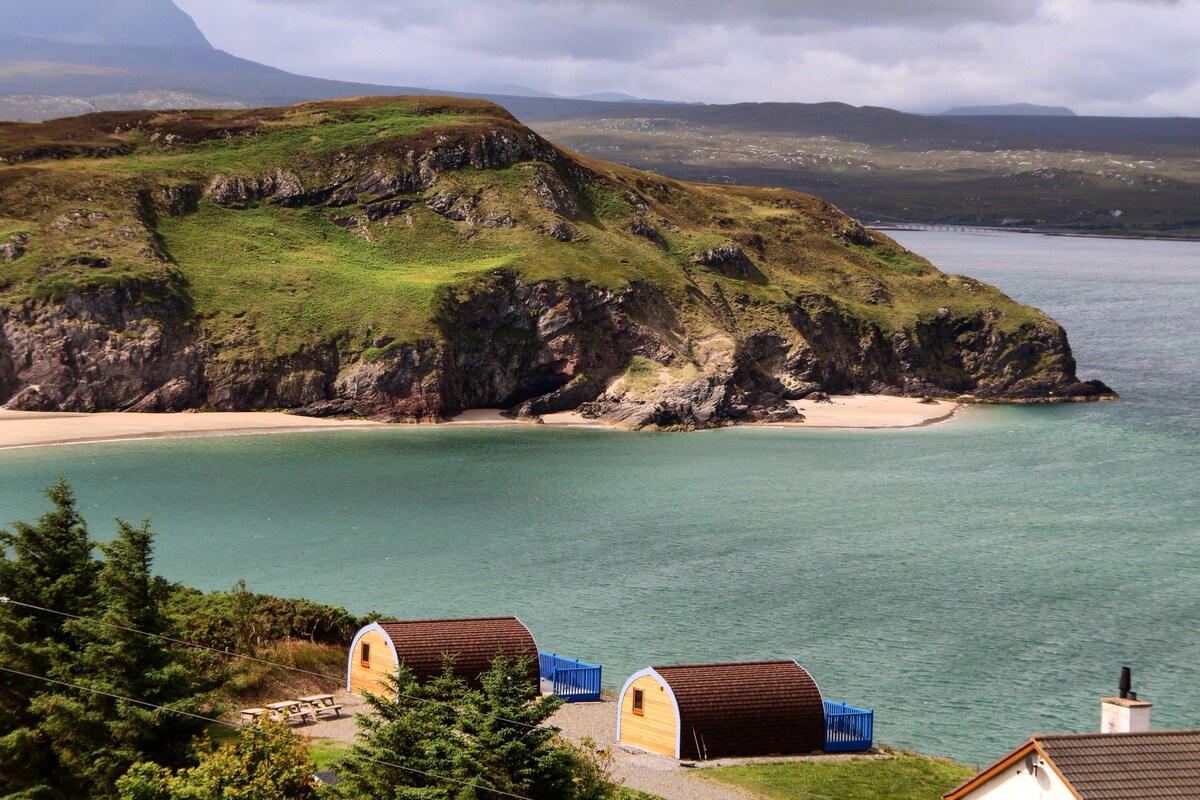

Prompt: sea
[1,230,1197,765]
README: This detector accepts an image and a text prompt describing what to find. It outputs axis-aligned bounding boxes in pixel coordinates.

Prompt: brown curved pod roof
[378,616,539,688]
[654,660,825,759]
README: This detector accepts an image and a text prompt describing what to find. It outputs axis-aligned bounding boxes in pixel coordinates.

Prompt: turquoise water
[1,231,1197,765]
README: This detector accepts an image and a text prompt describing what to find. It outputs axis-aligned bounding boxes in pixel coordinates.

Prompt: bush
[167,579,362,652]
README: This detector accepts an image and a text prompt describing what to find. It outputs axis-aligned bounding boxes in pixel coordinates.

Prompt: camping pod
[616,660,825,759]
[347,616,539,696]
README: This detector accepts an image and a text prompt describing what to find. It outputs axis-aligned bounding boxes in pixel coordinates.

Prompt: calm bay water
[1,231,1197,764]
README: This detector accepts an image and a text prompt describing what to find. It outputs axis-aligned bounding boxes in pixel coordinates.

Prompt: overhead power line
[0,596,547,732]
[0,664,537,800]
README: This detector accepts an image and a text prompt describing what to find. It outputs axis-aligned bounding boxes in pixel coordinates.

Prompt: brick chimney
[1101,666,1151,733]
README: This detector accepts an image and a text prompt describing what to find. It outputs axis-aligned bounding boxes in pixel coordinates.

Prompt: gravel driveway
[549,698,760,800]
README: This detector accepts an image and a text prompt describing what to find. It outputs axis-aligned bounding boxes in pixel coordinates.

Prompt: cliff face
[0,96,1112,429]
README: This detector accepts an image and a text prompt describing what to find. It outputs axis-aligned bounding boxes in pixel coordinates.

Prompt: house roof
[376,616,538,688]
[945,730,1200,800]
[651,660,825,759]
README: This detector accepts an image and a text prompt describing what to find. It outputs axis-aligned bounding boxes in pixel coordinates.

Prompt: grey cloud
[174,0,1200,115]
[250,0,1041,26]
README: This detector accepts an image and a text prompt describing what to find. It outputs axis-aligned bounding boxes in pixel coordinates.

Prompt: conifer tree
[0,478,97,798]
[0,485,209,799]
[334,655,586,800]
[39,518,208,796]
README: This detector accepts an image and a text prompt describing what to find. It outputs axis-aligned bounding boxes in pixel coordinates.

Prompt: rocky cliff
[0,96,1111,429]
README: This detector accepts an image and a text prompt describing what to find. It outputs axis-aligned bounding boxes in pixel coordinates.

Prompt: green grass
[100,102,481,178]
[849,241,928,275]
[622,356,663,394]
[704,754,974,800]
[157,201,522,356]
[204,726,350,771]
[309,738,352,771]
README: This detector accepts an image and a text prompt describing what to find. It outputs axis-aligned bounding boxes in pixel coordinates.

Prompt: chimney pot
[1102,668,1151,733]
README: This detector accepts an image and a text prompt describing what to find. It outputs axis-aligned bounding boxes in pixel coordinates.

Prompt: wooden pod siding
[616,661,826,759]
[346,616,539,696]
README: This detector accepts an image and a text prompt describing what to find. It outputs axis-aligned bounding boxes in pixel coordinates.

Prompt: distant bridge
[861,221,1033,234]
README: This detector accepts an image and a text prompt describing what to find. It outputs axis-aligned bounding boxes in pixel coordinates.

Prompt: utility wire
[1,596,859,795]
[0,596,549,732]
[0,664,537,800]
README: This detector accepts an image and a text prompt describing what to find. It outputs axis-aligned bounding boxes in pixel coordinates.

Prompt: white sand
[782,395,958,428]
[446,408,605,428]
[0,409,383,450]
[0,395,958,450]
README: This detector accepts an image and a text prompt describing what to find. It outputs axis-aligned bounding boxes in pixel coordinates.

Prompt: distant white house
[945,687,1200,800]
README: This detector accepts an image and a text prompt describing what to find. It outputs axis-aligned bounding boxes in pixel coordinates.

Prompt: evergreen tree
[0,484,211,799]
[0,478,97,798]
[39,518,209,797]
[334,655,586,800]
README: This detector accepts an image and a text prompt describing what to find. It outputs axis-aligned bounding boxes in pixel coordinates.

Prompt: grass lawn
[309,737,352,771]
[206,725,350,771]
[703,754,975,800]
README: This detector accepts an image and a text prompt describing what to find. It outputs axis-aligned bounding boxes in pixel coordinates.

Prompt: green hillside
[0,96,1111,427]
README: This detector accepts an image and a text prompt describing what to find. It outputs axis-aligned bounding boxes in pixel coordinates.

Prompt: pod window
[361,642,371,666]
[632,688,644,715]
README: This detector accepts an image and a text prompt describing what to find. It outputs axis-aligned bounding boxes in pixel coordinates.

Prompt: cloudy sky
[174,0,1199,116]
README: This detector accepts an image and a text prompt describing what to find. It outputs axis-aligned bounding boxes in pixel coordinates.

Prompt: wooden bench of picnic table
[298,694,345,719]
[265,700,314,724]
[239,707,267,724]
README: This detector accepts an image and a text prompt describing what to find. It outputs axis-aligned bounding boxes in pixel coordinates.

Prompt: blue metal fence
[538,652,602,702]
[824,700,874,752]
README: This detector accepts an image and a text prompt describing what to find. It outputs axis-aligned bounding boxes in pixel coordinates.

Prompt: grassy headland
[0,95,1111,425]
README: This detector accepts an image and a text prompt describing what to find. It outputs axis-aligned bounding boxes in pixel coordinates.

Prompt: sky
[173,0,1200,116]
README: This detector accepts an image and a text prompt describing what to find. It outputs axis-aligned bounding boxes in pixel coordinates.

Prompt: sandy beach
[783,394,958,428]
[0,396,957,450]
[0,410,385,450]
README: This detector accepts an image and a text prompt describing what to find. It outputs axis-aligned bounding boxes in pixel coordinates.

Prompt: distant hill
[0,0,1195,237]
[937,103,1076,117]
[0,0,210,48]
[937,114,1200,148]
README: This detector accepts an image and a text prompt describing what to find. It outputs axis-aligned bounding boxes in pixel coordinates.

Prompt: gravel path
[291,692,365,744]
[284,693,884,799]
[548,699,760,800]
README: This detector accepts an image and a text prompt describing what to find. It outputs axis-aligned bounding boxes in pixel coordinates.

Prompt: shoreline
[0,396,960,451]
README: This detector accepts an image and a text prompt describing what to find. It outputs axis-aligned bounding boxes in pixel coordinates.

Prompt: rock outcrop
[0,96,1114,429]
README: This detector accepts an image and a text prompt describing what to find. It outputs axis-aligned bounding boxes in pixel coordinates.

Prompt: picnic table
[265,700,314,724]
[298,694,345,719]
[239,707,266,724]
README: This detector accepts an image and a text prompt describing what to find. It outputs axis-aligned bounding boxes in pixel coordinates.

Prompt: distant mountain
[0,0,210,48]
[937,103,1076,117]
[458,84,686,105]
[455,82,560,99]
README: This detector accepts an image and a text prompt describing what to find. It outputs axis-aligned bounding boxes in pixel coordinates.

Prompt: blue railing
[824,700,874,752]
[538,652,602,702]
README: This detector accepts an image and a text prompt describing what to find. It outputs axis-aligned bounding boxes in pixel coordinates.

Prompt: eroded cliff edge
[0,96,1112,430]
